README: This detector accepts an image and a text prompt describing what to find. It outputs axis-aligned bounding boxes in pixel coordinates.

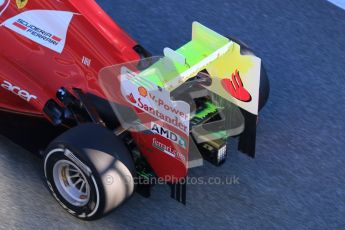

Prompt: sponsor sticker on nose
[1,10,74,53]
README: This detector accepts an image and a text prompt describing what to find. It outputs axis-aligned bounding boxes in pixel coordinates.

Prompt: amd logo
[1,80,37,102]
[151,122,187,149]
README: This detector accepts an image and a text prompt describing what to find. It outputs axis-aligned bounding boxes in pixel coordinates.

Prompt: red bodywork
[0,0,188,180]
[0,0,139,115]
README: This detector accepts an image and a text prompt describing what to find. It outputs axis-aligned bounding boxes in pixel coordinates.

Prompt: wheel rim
[53,159,91,207]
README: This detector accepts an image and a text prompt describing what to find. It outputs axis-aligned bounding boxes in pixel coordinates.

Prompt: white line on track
[328,0,345,10]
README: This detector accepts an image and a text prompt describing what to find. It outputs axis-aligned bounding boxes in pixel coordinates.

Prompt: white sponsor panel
[120,67,190,135]
[1,10,74,53]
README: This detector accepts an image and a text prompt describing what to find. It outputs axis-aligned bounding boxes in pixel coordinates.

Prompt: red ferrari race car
[0,0,269,220]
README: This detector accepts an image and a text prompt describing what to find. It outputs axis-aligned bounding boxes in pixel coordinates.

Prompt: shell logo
[138,86,148,97]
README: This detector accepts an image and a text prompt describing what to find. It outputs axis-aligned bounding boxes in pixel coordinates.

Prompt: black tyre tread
[44,123,135,220]
[50,123,135,174]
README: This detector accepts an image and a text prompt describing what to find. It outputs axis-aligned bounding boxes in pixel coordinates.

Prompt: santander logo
[221,69,252,102]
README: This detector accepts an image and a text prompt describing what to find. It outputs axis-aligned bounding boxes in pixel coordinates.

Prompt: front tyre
[44,124,135,220]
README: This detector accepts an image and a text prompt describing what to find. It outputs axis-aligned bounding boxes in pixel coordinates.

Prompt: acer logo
[1,80,37,102]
